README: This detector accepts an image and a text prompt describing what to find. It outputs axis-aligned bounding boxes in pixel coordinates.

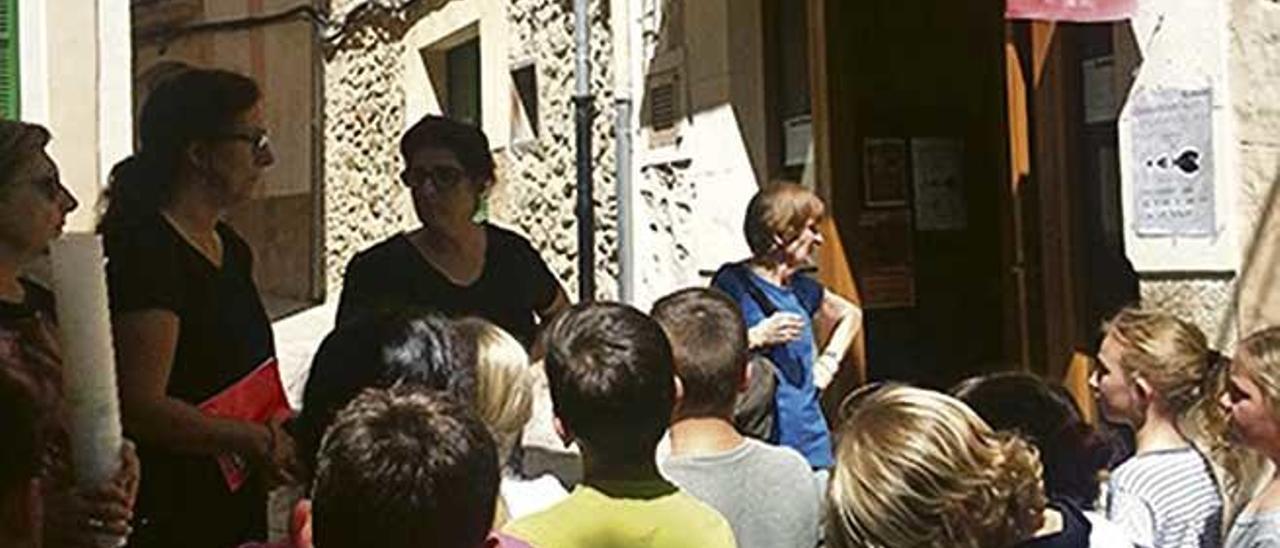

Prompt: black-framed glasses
[216,127,272,165]
[400,165,466,189]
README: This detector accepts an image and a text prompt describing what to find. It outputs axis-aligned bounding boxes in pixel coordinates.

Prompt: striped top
[1105,446,1224,548]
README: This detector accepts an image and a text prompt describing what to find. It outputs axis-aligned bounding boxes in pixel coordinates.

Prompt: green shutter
[0,0,18,120]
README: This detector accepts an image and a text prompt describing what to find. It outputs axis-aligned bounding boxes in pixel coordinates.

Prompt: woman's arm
[537,284,571,324]
[113,310,272,460]
[530,284,572,361]
[813,289,862,389]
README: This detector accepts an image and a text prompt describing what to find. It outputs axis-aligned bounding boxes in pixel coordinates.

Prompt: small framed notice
[863,138,909,208]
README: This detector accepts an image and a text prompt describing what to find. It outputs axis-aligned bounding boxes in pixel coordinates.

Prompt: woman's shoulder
[346,233,415,270]
[484,222,539,251]
[102,212,173,247]
[710,261,749,285]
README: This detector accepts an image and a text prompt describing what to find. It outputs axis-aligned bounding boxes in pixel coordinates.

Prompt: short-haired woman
[828,384,1090,547]
[0,120,140,547]
[336,115,569,350]
[1221,326,1280,547]
[100,68,298,548]
[711,182,860,469]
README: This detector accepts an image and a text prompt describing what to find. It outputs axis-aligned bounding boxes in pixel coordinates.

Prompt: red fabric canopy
[1006,0,1137,22]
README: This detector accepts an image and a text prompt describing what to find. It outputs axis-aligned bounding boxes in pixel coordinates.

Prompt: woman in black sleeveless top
[336,115,569,349]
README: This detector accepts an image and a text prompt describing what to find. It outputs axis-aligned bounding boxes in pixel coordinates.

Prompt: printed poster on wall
[854,209,915,309]
[911,138,967,231]
[1130,88,1215,238]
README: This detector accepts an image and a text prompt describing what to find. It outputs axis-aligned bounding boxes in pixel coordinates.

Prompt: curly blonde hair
[828,384,1046,548]
[452,318,533,461]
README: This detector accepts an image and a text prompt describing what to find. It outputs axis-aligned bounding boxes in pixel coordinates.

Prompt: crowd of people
[4,66,1280,548]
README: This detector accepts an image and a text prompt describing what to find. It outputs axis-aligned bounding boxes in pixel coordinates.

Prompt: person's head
[952,372,1113,507]
[743,182,826,266]
[828,384,1046,548]
[543,301,676,466]
[399,115,495,224]
[100,68,271,231]
[1091,307,1221,429]
[650,287,748,420]
[0,368,45,548]
[1223,326,1280,459]
[0,121,77,262]
[295,312,475,476]
[311,386,500,548]
[452,317,533,464]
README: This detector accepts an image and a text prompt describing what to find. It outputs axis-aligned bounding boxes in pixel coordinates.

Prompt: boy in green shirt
[503,302,736,548]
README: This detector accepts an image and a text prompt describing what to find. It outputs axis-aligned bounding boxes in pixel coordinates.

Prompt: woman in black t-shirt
[99,69,298,548]
[336,115,569,348]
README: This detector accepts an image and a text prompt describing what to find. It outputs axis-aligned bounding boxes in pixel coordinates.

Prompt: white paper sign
[1129,88,1214,238]
[911,138,967,231]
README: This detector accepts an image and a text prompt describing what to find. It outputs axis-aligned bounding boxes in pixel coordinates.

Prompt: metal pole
[612,0,633,303]
[574,0,595,301]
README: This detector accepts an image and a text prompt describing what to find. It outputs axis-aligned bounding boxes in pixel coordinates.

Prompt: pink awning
[1006,0,1137,22]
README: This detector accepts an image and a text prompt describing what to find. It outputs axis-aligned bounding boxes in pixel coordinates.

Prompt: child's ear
[673,375,685,405]
[739,360,752,394]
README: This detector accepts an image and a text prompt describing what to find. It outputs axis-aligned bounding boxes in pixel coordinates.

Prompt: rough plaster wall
[636,161,699,300]
[1232,0,1280,338]
[490,0,618,300]
[1141,279,1238,350]
[323,6,419,295]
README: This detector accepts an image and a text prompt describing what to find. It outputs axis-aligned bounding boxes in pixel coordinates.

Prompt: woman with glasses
[0,120,141,548]
[336,115,570,350]
[99,68,299,548]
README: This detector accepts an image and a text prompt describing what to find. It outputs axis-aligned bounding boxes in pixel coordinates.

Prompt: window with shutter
[0,0,18,120]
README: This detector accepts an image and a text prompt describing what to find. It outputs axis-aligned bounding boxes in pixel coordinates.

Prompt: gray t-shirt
[1228,510,1280,548]
[660,438,822,548]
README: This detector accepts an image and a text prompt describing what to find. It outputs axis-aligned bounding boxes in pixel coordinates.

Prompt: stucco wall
[323,0,618,301]
[1115,0,1280,348]
[1231,0,1280,339]
[630,0,767,309]
[1117,0,1237,346]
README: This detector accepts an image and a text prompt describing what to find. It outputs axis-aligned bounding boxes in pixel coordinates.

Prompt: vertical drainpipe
[613,0,634,303]
[574,0,596,301]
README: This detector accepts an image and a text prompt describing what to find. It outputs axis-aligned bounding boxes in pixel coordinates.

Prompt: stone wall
[492,0,618,300]
[322,6,418,296]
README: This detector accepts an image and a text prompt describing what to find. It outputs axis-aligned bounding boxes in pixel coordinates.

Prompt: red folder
[199,357,293,492]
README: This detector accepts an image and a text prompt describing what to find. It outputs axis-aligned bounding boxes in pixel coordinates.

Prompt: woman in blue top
[711,183,861,469]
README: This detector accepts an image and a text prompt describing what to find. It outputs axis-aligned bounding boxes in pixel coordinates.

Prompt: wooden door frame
[1006,20,1093,379]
